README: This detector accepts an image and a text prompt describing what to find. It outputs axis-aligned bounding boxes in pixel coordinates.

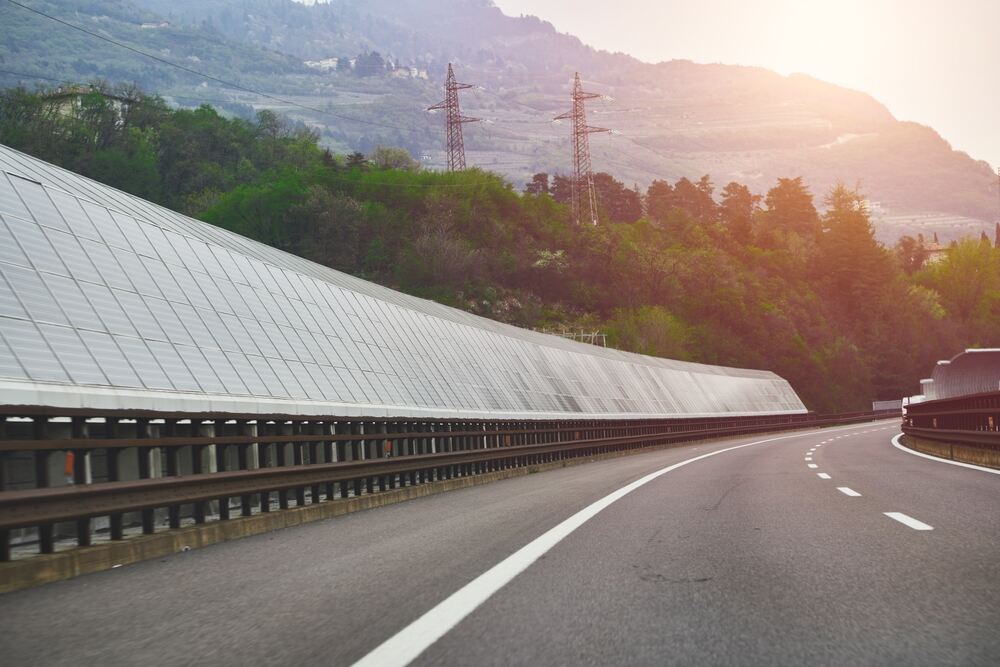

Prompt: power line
[0,68,71,84]
[4,0,418,134]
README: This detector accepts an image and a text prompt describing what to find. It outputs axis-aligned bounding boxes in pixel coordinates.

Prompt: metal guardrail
[901,390,1000,467]
[0,408,897,561]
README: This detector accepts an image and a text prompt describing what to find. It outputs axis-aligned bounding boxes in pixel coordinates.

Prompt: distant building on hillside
[923,241,949,264]
[304,58,339,72]
[916,232,949,264]
[40,85,136,120]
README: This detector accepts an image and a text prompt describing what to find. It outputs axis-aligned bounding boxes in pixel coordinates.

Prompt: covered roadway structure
[0,142,815,564]
[0,144,804,420]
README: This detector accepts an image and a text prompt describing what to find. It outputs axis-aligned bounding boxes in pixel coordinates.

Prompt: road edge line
[891,433,1000,476]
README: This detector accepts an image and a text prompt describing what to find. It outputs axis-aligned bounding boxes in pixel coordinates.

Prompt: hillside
[6,87,997,411]
[1,0,997,239]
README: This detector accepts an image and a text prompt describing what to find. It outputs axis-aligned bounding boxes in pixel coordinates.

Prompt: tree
[918,238,1000,339]
[368,145,419,171]
[346,151,368,170]
[719,182,758,245]
[764,177,820,239]
[550,174,573,205]
[670,176,717,223]
[354,51,386,77]
[814,184,892,324]
[592,172,642,223]
[645,179,674,221]
[524,172,550,196]
[894,235,929,274]
[604,306,693,359]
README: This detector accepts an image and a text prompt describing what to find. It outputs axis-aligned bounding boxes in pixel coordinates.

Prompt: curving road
[1,421,998,666]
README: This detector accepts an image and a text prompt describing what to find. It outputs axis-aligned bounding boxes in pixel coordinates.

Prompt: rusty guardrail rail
[0,408,898,561]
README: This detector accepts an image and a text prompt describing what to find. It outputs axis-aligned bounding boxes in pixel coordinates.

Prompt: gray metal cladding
[0,143,806,418]
[925,349,1000,401]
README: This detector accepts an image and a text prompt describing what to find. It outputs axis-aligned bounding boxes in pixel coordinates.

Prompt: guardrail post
[31,417,55,554]
[293,422,306,507]
[404,421,416,486]
[135,418,156,534]
[70,416,91,547]
[444,423,454,479]
[412,422,423,484]
[258,421,271,513]
[311,421,324,503]
[165,419,181,529]
[336,422,350,499]
[106,417,125,540]
[351,421,364,497]
[239,420,253,517]
[191,423,206,524]
[426,423,437,482]
[376,421,388,491]
[385,421,398,489]
[215,419,231,520]
[277,421,290,510]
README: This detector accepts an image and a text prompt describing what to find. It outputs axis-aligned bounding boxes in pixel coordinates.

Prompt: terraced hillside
[2,0,997,237]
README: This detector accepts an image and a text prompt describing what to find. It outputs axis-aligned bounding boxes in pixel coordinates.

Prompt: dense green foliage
[3,87,996,411]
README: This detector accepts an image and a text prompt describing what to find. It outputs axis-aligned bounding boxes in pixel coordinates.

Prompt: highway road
[1,421,999,666]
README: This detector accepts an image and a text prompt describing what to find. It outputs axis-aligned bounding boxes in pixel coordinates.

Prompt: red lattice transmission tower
[428,63,479,171]
[555,72,610,225]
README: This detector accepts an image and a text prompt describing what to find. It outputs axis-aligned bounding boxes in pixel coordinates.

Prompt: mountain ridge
[1,0,996,239]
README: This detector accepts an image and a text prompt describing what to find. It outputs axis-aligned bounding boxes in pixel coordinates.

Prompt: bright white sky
[494,0,1000,169]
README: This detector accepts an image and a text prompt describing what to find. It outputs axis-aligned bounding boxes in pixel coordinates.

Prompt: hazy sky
[494,0,1000,169]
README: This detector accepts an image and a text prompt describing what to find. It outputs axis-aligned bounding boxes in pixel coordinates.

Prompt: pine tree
[764,177,820,238]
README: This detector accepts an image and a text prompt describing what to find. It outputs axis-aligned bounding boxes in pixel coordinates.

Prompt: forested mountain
[4,88,998,412]
[1,0,997,240]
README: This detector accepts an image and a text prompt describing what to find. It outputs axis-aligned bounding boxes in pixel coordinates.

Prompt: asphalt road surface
[2,421,998,666]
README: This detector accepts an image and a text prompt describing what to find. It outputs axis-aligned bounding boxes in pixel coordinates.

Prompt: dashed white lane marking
[805,456,813,461]
[837,487,862,497]
[817,473,831,479]
[353,423,886,667]
[891,434,1000,476]
[807,463,818,469]
[884,512,933,531]
[354,426,892,667]
[809,448,816,452]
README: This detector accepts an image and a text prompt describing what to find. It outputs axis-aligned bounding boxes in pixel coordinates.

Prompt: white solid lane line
[884,512,933,531]
[807,463,818,469]
[891,433,1000,476]
[351,422,884,667]
[838,487,862,497]
[817,473,831,479]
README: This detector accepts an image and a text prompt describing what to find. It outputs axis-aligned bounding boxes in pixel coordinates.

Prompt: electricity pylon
[428,63,479,171]
[554,72,610,225]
